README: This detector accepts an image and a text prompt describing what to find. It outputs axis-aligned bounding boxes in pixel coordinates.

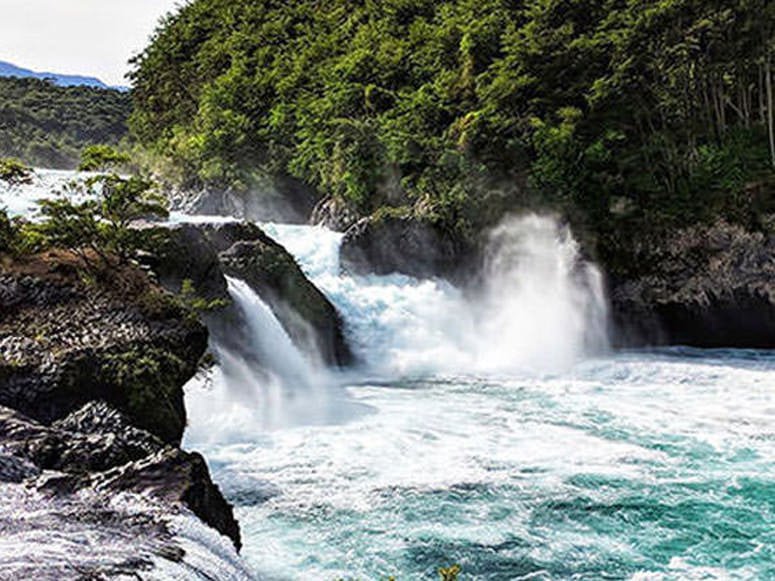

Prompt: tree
[35,174,169,268]
[78,144,132,172]
[0,158,33,186]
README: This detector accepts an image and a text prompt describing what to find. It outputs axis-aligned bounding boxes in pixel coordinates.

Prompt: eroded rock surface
[610,221,775,348]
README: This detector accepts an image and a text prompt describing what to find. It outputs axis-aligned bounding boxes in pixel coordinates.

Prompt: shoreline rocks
[609,221,775,348]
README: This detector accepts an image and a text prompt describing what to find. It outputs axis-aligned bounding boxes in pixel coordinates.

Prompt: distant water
[185,220,775,580]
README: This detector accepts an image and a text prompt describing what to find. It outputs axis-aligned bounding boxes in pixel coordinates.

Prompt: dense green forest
[0,77,131,168]
[131,0,775,269]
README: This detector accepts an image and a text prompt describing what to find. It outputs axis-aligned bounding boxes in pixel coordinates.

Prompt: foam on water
[6,175,773,579]
[263,215,608,376]
[188,219,772,580]
[199,351,775,580]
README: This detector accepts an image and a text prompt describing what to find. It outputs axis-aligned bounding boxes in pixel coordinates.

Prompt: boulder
[610,221,775,348]
[0,403,162,474]
[341,214,475,281]
[143,223,229,301]
[310,195,361,231]
[87,448,242,551]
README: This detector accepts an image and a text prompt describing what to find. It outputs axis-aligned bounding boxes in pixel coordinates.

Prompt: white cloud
[0,0,182,86]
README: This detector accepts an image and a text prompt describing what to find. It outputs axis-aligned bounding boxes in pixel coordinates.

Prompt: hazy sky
[0,0,182,86]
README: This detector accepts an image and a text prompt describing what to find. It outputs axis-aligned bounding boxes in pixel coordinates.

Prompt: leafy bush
[78,144,132,172]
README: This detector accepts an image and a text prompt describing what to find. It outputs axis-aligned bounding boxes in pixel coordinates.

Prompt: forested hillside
[129,0,775,270]
[0,77,131,168]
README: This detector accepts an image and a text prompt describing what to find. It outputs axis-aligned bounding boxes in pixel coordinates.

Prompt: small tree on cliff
[36,173,168,268]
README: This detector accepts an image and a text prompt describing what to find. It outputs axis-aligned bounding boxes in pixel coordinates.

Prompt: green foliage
[79,144,131,172]
[130,0,775,262]
[179,278,230,315]
[33,174,168,267]
[102,346,187,441]
[0,158,33,185]
[0,77,131,169]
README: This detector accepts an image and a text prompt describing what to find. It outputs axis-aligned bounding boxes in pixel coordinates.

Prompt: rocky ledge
[0,251,244,577]
[610,220,775,348]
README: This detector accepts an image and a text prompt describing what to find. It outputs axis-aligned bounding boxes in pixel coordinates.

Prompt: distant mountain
[0,60,115,89]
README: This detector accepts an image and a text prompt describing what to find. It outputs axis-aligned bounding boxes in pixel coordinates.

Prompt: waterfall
[474,214,609,372]
[184,277,359,444]
[264,213,609,377]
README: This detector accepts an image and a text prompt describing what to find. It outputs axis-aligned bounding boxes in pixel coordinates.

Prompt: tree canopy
[130,0,775,268]
[0,77,131,169]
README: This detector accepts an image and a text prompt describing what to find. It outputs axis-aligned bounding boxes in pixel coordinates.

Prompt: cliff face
[0,250,243,575]
[609,221,775,348]
[0,251,207,444]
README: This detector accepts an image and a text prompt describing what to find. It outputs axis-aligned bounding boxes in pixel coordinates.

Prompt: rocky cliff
[609,221,775,348]
[0,250,245,577]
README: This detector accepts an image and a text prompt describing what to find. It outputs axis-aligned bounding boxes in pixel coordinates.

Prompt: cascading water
[184,277,364,444]
[262,214,608,376]
[188,215,773,580]
[6,172,772,579]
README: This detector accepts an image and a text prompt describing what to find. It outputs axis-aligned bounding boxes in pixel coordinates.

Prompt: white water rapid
[262,214,609,377]
[4,172,773,579]
[183,214,773,580]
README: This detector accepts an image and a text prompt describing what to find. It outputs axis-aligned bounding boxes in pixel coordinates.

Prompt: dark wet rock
[0,403,164,474]
[143,220,353,366]
[610,221,775,348]
[167,173,320,224]
[0,258,208,445]
[0,255,244,563]
[90,448,242,551]
[144,223,230,301]
[310,195,361,231]
[198,222,353,367]
[0,403,241,551]
[341,214,476,281]
[40,447,241,550]
[0,452,40,483]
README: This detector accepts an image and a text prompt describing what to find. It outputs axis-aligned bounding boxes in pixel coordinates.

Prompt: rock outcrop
[0,252,243,563]
[610,221,775,348]
[0,252,207,444]
[151,221,353,367]
[341,214,475,281]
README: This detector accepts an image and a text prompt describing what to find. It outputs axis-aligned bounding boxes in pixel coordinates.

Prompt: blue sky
[0,0,181,86]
